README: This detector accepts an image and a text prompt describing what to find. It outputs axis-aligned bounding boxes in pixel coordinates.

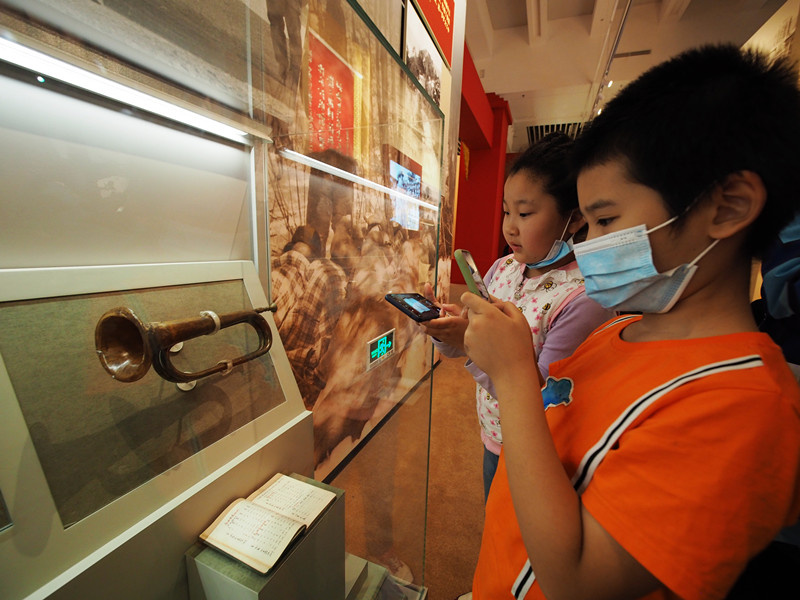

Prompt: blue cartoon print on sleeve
[542,376,574,410]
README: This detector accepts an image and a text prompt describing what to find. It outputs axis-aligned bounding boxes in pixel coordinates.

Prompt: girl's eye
[596,217,615,227]
[518,212,530,218]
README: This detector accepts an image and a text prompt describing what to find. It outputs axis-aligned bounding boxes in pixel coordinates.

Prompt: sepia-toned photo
[404,1,443,106]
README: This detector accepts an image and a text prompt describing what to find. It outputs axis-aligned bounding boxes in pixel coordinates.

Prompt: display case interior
[0,0,452,597]
[2,272,285,528]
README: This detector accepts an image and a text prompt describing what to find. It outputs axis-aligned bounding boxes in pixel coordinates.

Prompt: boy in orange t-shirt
[461,44,800,599]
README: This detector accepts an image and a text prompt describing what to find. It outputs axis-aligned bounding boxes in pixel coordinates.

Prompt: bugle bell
[95,306,273,384]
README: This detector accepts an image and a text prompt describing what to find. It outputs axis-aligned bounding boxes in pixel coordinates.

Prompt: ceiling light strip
[0,37,249,144]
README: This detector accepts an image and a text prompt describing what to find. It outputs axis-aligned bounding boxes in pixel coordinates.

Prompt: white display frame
[0,260,310,600]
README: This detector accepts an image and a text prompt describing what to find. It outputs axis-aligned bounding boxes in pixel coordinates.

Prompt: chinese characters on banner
[308,34,355,154]
[414,0,454,67]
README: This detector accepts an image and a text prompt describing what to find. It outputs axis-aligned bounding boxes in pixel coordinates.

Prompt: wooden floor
[423,282,484,599]
[423,354,485,599]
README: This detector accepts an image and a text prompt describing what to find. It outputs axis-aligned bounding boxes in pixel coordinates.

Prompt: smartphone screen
[454,249,490,299]
[385,293,440,322]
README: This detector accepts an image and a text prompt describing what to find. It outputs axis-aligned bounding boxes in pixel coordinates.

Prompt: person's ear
[566,211,586,236]
[707,170,766,240]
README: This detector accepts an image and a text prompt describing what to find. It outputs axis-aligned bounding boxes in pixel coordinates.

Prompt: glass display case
[0,1,452,598]
[0,262,310,600]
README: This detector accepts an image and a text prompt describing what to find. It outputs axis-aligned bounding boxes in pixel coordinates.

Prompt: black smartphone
[385,292,440,322]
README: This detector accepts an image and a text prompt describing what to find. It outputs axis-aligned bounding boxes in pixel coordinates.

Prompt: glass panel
[0,279,286,528]
[0,0,444,595]
[3,0,257,114]
[263,0,443,589]
[0,488,10,532]
[270,119,442,474]
[0,67,252,269]
[354,0,405,55]
[271,132,438,591]
[329,375,433,590]
[1,0,307,133]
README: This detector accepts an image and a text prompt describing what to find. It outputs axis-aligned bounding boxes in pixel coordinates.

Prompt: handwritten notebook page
[249,474,336,526]
[201,499,303,572]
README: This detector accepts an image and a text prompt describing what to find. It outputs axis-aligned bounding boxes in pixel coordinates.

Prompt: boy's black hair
[572,44,800,258]
[508,132,578,216]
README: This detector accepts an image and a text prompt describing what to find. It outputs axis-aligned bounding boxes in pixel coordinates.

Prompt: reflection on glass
[0,280,286,528]
[6,0,247,110]
[0,70,251,270]
[0,37,249,142]
[271,147,439,475]
[356,0,405,54]
[4,0,303,117]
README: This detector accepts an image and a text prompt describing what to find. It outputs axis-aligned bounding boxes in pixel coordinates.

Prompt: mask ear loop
[526,211,577,268]
[645,213,720,268]
[557,211,574,241]
[688,238,720,266]
[646,184,719,236]
[645,185,720,264]
[645,214,679,235]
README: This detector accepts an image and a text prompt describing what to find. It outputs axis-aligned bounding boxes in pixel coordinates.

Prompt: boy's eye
[596,217,615,227]
[518,212,531,218]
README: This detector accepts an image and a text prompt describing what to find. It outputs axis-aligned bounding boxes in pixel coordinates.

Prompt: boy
[461,44,800,599]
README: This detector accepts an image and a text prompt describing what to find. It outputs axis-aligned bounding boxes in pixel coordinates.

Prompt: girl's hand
[461,292,537,381]
[420,313,469,350]
[422,281,467,318]
[420,282,468,349]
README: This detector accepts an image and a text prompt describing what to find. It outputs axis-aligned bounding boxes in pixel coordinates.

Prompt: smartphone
[454,249,490,299]
[385,292,441,322]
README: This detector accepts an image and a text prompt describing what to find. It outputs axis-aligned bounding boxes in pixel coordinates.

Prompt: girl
[422,132,612,499]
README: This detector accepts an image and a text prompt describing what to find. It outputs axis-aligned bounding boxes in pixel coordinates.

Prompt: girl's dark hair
[572,44,800,258]
[508,132,578,216]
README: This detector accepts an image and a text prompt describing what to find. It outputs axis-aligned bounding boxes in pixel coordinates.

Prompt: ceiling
[464,0,798,151]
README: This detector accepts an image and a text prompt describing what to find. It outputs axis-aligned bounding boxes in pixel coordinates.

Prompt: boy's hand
[461,292,537,381]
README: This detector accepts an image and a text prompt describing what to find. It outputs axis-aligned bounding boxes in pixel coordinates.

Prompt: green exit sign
[366,329,395,371]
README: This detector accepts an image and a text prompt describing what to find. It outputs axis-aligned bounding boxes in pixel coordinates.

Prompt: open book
[199,473,337,574]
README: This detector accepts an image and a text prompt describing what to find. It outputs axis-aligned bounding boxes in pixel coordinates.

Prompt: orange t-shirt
[473,316,800,600]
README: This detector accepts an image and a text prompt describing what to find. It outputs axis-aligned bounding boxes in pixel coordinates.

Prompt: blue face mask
[527,216,574,269]
[572,216,719,314]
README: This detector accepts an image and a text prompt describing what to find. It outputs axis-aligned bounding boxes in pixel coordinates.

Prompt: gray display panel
[0,279,285,528]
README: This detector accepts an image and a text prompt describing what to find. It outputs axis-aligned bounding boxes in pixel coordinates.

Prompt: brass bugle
[95,306,273,384]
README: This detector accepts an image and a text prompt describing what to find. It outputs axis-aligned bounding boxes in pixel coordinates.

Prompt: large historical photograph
[404,1,443,106]
[264,0,452,481]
